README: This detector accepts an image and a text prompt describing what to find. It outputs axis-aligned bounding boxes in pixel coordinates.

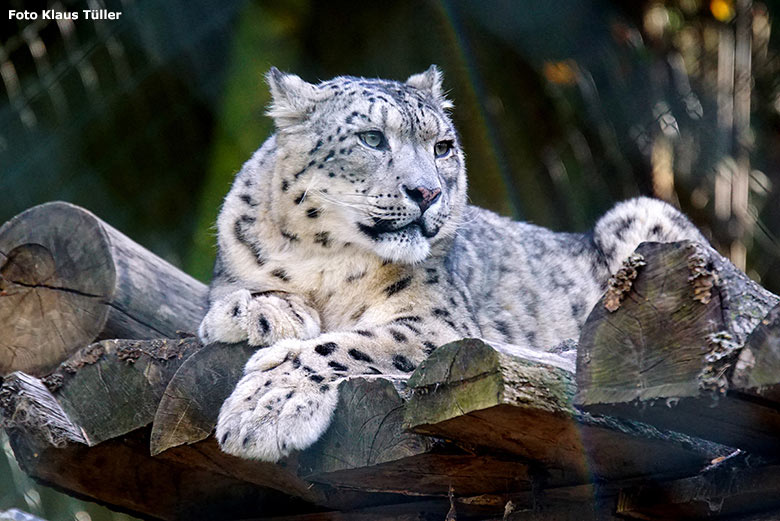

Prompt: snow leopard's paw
[198,289,253,344]
[198,290,320,346]
[245,293,321,346]
[215,346,338,461]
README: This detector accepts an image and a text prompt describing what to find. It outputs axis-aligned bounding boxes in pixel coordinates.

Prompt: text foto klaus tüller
[8,10,122,21]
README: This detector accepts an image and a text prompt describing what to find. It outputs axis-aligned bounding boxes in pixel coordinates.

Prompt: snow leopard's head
[266,66,467,264]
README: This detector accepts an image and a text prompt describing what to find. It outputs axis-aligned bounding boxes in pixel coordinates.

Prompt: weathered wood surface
[43,337,203,446]
[4,334,780,519]
[4,201,780,520]
[0,369,306,520]
[731,303,780,400]
[253,495,622,521]
[4,333,766,520]
[151,341,257,455]
[2,339,558,518]
[253,484,625,521]
[9,426,313,521]
[150,344,425,490]
[0,202,208,376]
[576,241,780,455]
[252,502,452,521]
[616,464,780,520]
[1,334,688,519]
[0,372,86,447]
[0,359,438,518]
[405,338,729,485]
[150,341,540,497]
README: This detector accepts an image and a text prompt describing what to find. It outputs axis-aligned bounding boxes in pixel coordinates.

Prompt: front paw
[245,294,320,346]
[198,289,253,344]
[198,291,320,347]
[215,361,338,461]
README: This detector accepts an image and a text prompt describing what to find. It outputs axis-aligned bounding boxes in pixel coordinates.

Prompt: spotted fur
[198,66,707,462]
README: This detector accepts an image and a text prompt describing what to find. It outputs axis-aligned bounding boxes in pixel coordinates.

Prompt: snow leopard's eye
[434,140,453,158]
[358,131,388,150]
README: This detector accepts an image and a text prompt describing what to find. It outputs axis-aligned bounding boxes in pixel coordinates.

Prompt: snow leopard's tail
[592,197,708,275]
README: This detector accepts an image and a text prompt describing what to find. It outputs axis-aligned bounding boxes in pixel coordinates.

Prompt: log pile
[2,203,780,520]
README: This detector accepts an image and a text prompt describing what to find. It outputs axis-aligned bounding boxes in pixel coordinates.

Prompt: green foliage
[187,1,301,280]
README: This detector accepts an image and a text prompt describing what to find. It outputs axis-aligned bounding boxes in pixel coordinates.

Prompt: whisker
[310,190,376,212]
[337,193,381,199]
[298,176,319,206]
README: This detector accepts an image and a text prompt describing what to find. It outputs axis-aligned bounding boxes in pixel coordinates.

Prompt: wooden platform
[2,203,780,520]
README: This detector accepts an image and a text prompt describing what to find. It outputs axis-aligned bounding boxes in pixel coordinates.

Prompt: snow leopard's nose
[403,185,441,213]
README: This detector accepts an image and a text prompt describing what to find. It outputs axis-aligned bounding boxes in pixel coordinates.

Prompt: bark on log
[0,202,208,376]
[732,303,780,399]
[576,241,780,455]
[44,337,203,446]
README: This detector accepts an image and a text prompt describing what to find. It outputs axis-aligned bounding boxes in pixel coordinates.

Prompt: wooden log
[0,370,306,520]
[151,342,257,455]
[7,427,314,521]
[299,377,540,497]
[299,377,430,476]
[2,341,325,506]
[151,343,537,497]
[0,372,86,447]
[404,338,728,485]
[576,241,780,455]
[496,495,622,521]
[616,464,780,520]
[731,303,780,400]
[254,484,626,521]
[250,500,454,521]
[0,202,208,376]
[0,368,435,517]
[3,338,537,516]
[155,437,453,514]
[499,507,621,521]
[45,337,204,446]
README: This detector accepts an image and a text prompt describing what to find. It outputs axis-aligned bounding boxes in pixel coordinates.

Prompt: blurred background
[1,0,779,518]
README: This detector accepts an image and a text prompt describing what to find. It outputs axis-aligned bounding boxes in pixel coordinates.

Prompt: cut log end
[0,202,208,377]
[0,202,115,376]
[576,240,780,455]
[576,241,777,406]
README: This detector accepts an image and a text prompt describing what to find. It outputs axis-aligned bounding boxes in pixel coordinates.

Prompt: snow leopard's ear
[266,67,322,129]
[406,65,453,110]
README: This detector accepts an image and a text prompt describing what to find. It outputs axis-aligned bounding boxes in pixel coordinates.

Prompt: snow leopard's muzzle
[359,183,443,239]
[359,216,440,240]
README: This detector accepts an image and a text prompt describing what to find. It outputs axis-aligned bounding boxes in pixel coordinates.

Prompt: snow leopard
[198,66,707,462]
